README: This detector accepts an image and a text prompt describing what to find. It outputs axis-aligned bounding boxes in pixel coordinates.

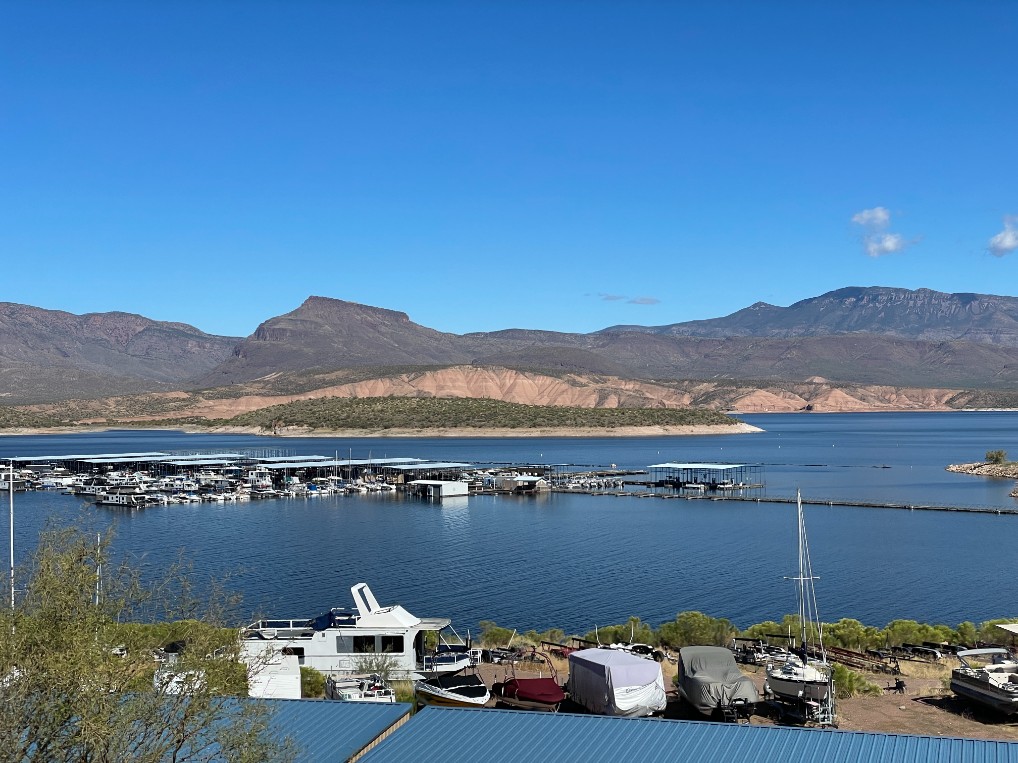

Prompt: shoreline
[0,422,763,438]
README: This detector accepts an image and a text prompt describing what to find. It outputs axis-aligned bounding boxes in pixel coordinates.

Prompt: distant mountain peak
[294,296,411,323]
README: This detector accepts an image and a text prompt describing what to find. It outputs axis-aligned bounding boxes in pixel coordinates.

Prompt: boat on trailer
[491,649,566,712]
[764,490,836,726]
[326,673,396,703]
[242,582,471,679]
[951,646,1018,715]
[414,673,491,708]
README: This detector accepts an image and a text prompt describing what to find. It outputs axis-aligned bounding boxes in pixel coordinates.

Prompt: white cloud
[865,232,907,257]
[851,207,891,228]
[851,206,915,257]
[628,296,660,305]
[598,293,626,301]
[988,217,1018,257]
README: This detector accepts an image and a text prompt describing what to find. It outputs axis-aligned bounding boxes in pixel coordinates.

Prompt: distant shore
[0,422,763,438]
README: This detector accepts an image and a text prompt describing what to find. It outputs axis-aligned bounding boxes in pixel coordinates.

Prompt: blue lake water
[3,411,1018,634]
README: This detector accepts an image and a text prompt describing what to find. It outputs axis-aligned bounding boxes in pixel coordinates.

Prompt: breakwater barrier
[549,488,1018,516]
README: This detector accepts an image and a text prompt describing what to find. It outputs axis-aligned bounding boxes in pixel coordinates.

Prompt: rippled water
[3,411,1018,633]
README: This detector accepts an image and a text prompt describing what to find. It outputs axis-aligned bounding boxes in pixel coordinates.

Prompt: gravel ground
[472,653,1018,741]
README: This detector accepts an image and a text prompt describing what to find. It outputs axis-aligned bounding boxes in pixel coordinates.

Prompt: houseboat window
[381,636,404,653]
[353,635,375,653]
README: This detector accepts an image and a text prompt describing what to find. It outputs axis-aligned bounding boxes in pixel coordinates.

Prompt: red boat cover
[505,677,566,704]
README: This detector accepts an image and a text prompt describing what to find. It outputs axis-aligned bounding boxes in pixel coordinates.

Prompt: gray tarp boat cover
[566,648,667,717]
[676,646,759,715]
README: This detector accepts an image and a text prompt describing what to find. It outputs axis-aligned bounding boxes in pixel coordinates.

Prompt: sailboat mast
[8,460,14,611]
[796,489,807,648]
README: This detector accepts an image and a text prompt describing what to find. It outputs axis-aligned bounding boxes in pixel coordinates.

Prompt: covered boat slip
[566,649,667,718]
[675,646,759,718]
[647,462,763,491]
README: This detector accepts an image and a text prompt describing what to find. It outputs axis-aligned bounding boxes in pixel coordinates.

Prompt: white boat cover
[566,648,667,717]
[676,646,758,715]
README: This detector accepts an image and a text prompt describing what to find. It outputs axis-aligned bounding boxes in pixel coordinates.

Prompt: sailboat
[764,489,836,725]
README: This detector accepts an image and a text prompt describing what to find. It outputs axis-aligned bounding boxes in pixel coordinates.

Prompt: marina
[4,411,1018,635]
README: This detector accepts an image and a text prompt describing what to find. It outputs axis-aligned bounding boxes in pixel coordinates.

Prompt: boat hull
[414,675,491,708]
[492,678,565,712]
[951,673,1018,715]
[766,669,832,703]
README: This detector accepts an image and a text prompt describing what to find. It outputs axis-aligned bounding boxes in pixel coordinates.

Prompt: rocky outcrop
[31,366,1004,424]
[946,462,1018,478]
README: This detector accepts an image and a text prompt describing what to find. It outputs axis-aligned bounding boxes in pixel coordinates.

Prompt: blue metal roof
[258,699,411,762]
[359,707,1018,763]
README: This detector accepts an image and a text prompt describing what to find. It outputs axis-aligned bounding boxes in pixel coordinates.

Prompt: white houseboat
[242,583,472,679]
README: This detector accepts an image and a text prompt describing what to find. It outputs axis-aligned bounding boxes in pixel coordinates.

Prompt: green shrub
[658,612,735,648]
[831,663,881,698]
[300,666,325,698]
[986,449,1008,464]
[479,621,516,647]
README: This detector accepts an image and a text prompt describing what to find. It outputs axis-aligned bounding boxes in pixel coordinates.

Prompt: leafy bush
[584,616,656,646]
[986,449,1008,464]
[658,611,736,648]
[300,666,325,698]
[832,663,881,698]
[479,621,516,647]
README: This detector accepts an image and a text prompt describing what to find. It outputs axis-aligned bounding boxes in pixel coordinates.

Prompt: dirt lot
[475,654,1018,741]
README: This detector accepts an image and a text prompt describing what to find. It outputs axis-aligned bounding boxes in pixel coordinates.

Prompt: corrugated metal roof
[10,452,169,461]
[263,460,346,469]
[359,707,1018,763]
[388,462,471,470]
[165,453,247,460]
[647,463,748,470]
[163,459,235,466]
[258,698,411,762]
[255,455,329,462]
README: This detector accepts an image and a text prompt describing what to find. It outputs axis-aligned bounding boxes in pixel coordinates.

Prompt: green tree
[0,527,296,762]
[956,621,978,647]
[986,449,1008,464]
[826,618,884,651]
[478,621,516,647]
[978,618,1018,644]
[584,616,656,646]
[658,612,735,648]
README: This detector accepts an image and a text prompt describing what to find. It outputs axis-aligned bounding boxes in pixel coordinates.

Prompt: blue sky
[3,2,1016,338]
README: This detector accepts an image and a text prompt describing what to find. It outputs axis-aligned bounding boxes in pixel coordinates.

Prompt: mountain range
[5,287,1018,413]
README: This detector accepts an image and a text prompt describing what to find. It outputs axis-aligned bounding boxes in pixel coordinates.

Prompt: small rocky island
[947,460,1018,497]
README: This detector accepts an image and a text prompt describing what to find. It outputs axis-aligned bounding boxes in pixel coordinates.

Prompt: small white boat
[414,673,490,708]
[326,674,396,703]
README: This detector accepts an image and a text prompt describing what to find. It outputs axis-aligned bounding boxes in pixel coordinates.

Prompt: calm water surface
[3,411,1018,633]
